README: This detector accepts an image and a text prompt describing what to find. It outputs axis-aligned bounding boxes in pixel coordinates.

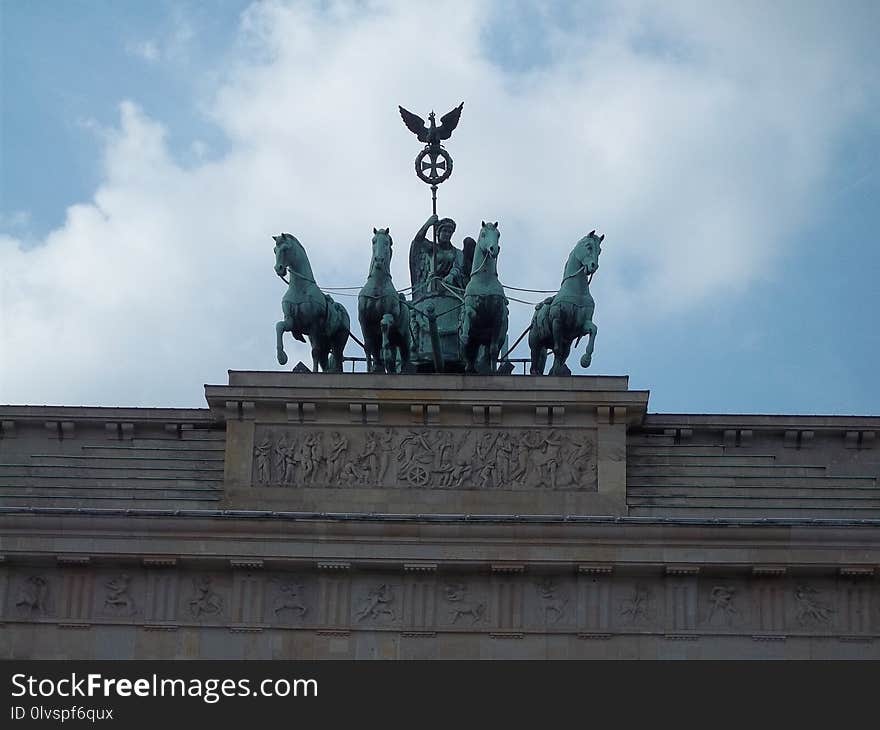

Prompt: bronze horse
[460,221,509,374]
[274,233,350,372]
[358,228,411,373]
[529,230,604,375]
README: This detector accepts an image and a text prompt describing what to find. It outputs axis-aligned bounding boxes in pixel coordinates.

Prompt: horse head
[273,232,313,280]
[477,221,500,260]
[370,227,393,275]
[573,229,604,276]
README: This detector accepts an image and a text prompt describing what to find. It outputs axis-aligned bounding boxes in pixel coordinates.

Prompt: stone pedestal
[205,372,649,516]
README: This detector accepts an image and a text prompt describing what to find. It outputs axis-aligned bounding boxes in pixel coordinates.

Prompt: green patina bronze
[269,102,606,376]
[460,221,509,374]
[409,214,472,300]
[273,233,350,372]
[358,227,411,374]
[529,230,604,376]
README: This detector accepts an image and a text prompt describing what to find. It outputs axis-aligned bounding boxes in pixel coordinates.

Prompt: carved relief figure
[355,584,396,622]
[535,432,564,488]
[274,435,289,483]
[475,432,499,489]
[300,432,325,484]
[495,432,515,484]
[377,429,396,482]
[362,431,380,484]
[104,574,135,615]
[795,585,834,626]
[707,586,738,625]
[512,431,541,485]
[537,579,568,624]
[559,434,594,487]
[340,457,369,485]
[282,437,299,484]
[620,586,654,625]
[16,576,49,614]
[273,581,307,618]
[444,583,485,624]
[327,432,348,484]
[189,577,223,618]
[254,436,272,484]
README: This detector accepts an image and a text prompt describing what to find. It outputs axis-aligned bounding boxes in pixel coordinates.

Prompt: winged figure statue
[398,102,464,148]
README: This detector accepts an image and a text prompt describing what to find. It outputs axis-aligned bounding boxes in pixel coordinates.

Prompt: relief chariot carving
[253,426,596,491]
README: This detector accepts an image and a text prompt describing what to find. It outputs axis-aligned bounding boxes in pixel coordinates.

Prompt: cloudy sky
[1,0,878,414]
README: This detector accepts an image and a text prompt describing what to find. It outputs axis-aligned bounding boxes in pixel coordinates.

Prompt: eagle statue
[398,102,464,148]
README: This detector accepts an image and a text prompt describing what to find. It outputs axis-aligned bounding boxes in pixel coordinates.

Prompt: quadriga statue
[273,233,350,372]
[529,230,604,376]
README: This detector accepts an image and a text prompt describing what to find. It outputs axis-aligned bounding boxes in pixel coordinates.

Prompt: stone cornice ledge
[1,511,879,571]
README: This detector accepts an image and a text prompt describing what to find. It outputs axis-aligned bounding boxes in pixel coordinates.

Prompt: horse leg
[275,320,290,366]
[307,334,322,373]
[276,302,296,366]
[550,315,572,376]
[395,300,411,372]
[484,328,501,375]
[580,322,597,369]
[380,315,395,373]
[460,306,477,373]
[362,327,381,374]
[331,330,347,373]
[488,307,509,375]
[357,302,374,373]
[528,317,544,375]
[397,321,411,371]
[328,305,349,372]
[315,333,331,372]
[529,336,548,375]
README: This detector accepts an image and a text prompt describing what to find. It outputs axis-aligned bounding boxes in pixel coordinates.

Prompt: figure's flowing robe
[409,235,467,300]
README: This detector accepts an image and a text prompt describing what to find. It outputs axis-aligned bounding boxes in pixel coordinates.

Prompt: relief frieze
[252,426,596,491]
[1,567,877,639]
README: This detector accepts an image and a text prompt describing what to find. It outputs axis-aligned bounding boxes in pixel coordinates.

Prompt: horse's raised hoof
[277,350,288,366]
[580,354,592,368]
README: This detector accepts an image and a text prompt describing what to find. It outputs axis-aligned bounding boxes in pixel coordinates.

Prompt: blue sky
[1,0,879,414]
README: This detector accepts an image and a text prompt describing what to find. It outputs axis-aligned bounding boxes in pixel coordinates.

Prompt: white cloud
[126,40,160,63]
[0,0,874,406]
[125,7,195,65]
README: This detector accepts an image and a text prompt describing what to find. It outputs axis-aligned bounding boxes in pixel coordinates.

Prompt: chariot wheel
[406,464,430,487]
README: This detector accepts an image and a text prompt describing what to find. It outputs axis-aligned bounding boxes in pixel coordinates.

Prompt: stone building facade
[0,371,878,658]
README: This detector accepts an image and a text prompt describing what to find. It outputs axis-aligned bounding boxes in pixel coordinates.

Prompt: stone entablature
[1,512,880,658]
